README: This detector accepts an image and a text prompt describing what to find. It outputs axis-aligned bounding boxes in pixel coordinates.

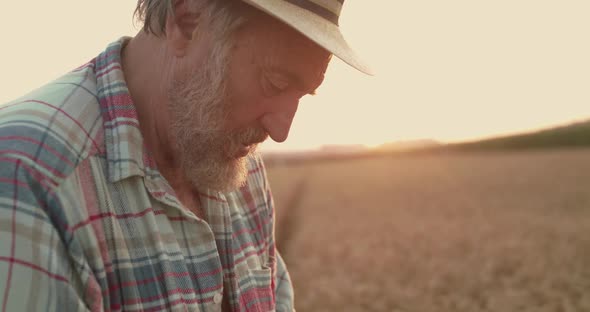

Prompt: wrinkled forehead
[233,14,332,79]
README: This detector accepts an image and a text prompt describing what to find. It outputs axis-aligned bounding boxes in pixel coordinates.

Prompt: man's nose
[260,99,299,143]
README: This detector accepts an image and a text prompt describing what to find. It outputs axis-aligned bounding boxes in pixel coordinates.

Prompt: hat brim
[242,0,373,75]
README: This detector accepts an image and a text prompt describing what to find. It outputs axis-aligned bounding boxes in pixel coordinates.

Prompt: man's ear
[165,0,200,57]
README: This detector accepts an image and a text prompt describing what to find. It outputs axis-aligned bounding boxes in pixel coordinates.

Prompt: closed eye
[263,68,319,96]
[263,72,290,96]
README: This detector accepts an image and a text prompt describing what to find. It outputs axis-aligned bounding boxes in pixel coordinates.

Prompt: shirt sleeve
[0,158,92,311]
[274,251,295,311]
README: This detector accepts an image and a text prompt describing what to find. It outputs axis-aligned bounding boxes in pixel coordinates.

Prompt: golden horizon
[2,1,589,150]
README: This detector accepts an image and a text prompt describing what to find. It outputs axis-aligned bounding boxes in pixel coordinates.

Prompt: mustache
[237,126,268,145]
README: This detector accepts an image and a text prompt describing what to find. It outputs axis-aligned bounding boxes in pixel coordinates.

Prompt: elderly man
[0,0,369,311]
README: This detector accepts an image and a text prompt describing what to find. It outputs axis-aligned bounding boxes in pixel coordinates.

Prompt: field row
[266,149,590,311]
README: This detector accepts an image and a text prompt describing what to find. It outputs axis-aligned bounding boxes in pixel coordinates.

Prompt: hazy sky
[2,1,589,151]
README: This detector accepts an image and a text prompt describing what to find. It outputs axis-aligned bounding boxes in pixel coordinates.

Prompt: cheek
[224,96,267,131]
[224,73,267,130]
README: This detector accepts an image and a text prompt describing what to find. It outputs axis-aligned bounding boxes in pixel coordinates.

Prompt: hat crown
[283,0,344,25]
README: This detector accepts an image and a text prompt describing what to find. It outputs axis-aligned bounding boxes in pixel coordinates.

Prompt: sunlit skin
[224,18,331,143]
[122,2,331,216]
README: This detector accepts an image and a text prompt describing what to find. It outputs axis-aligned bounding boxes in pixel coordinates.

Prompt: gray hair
[134,0,248,37]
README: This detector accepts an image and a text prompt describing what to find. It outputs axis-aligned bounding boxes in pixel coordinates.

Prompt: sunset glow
[2,1,589,152]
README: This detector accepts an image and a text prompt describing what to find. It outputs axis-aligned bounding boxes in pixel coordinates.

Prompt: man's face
[168,15,331,192]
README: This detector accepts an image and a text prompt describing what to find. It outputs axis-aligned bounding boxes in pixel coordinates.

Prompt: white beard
[168,47,266,192]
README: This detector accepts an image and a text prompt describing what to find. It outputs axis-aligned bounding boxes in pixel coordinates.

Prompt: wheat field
[265,148,590,312]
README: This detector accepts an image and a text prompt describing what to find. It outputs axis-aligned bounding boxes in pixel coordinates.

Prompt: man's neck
[120,33,207,219]
[121,34,184,188]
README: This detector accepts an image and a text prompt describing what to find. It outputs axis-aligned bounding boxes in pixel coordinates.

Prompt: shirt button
[213,292,223,304]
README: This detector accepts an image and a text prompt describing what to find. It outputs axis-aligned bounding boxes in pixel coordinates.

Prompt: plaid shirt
[0,38,294,312]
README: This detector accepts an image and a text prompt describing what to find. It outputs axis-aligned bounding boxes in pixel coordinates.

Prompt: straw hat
[241,0,373,75]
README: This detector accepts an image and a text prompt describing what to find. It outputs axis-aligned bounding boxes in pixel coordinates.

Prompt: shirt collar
[94,37,151,182]
[91,38,234,211]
